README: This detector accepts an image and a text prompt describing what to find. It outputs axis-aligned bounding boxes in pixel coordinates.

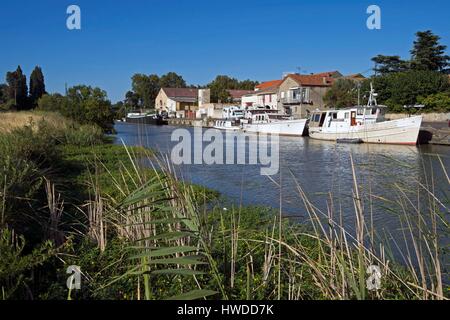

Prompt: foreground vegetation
[0,111,448,300]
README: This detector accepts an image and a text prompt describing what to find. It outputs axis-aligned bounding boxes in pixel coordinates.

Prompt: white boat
[308,84,422,145]
[213,119,241,131]
[213,106,246,131]
[241,110,307,136]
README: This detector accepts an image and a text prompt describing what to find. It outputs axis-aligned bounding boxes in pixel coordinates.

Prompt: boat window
[332,113,338,120]
[313,114,321,122]
[344,112,349,119]
[372,108,378,115]
[357,109,364,115]
[365,109,372,115]
[318,113,326,127]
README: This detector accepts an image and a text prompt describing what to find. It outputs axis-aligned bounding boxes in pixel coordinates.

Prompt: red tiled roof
[312,71,341,78]
[227,89,254,99]
[162,87,198,98]
[255,80,283,90]
[285,74,335,87]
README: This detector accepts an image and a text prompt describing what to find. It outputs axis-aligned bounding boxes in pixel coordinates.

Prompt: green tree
[131,74,160,109]
[323,79,360,108]
[410,30,450,72]
[37,86,114,132]
[371,70,450,111]
[29,66,46,106]
[207,75,238,103]
[237,79,259,90]
[124,90,140,109]
[5,66,28,110]
[66,85,114,132]
[159,72,186,88]
[37,93,67,112]
[371,55,410,75]
[0,84,7,105]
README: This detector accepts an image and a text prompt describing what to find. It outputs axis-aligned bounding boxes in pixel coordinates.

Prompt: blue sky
[0,0,449,102]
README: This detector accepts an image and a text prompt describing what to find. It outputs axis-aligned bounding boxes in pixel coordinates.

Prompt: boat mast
[367,82,378,107]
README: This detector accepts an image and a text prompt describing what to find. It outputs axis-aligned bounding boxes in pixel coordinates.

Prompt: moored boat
[213,119,241,131]
[241,110,307,136]
[126,112,168,125]
[308,84,422,145]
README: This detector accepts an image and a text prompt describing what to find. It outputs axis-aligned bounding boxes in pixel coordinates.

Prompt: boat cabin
[222,106,245,119]
[309,106,386,129]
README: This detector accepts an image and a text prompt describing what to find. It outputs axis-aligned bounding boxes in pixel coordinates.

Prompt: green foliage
[411,30,450,72]
[29,66,46,106]
[323,79,360,108]
[0,84,7,106]
[159,72,186,88]
[370,70,450,111]
[417,92,450,112]
[37,85,114,132]
[371,55,410,76]
[131,74,160,109]
[0,228,55,300]
[0,113,104,234]
[130,72,187,109]
[5,66,28,110]
[207,75,258,103]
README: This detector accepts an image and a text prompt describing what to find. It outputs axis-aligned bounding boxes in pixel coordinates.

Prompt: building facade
[155,88,211,118]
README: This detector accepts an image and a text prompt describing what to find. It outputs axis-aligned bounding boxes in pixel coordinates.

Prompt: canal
[114,122,450,260]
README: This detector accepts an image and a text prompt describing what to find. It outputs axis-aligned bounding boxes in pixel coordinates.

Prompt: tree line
[117,72,259,113]
[0,66,46,110]
[0,66,115,132]
[324,30,450,112]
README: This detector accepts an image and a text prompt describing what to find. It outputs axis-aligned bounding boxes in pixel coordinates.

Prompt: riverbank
[0,111,448,300]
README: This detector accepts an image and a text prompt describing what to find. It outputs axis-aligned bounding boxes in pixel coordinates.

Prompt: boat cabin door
[351,111,357,126]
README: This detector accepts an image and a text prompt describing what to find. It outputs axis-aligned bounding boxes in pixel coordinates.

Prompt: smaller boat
[213,119,241,131]
[241,109,307,136]
[213,106,245,131]
[337,138,363,144]
[126,112,168,125]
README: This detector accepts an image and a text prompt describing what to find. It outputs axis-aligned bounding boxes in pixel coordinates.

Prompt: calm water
[114,122,450,254]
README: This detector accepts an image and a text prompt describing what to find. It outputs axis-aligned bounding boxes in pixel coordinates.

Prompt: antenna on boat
[367,82,378,106]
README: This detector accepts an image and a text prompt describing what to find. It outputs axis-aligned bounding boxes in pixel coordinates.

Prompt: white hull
[309,116,422,145]
[242,119,307,136]
[213,126,240,131]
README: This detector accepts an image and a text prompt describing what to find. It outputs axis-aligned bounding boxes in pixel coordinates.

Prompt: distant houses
[155,71,365,119]
[155,87,251,118]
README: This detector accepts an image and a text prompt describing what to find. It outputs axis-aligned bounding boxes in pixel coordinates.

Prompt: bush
[369,70,450,111]
[37,86,115,133]
[417,92,450,112]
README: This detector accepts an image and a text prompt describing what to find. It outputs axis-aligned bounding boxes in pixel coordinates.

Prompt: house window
[303,88,310,102]
[281,91,285,99]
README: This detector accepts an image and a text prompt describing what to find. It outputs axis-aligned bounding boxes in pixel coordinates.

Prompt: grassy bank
[0,111,448,300]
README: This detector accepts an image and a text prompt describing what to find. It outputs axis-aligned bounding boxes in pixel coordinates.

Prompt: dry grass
[0,111,69,133]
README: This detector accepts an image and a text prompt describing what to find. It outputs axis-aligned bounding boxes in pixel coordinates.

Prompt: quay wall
[386,112,449,122]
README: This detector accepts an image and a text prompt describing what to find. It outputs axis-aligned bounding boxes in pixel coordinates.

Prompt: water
[114,122,450,255]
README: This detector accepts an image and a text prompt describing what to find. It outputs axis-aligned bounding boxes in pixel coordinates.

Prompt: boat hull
[242,119,307,136]
[213,126,241,131]
[126,116,168,125]
[309,116,422,145]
